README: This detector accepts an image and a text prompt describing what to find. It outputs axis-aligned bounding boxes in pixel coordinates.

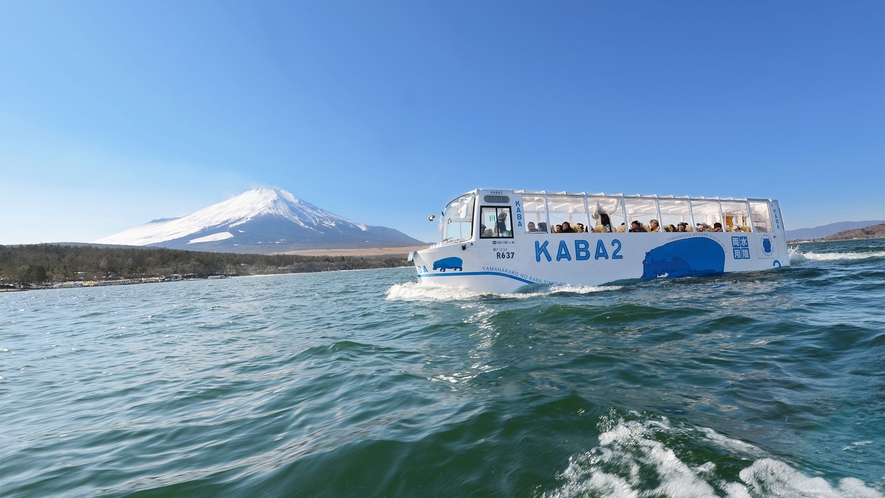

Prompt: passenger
[554,225,563,233]
[648,219,661,232]
[538,222,548,232]
[617,223,626,232]
[712,222,723,232]
[676,222,687,232]
[575,223,586,233]
[527,222,538,232]
[561,221,575,233]
[591,201,613,233]
[696,222,707,232]
[496,211,508,235]
[629,220,647,232]
[667,224,677,232]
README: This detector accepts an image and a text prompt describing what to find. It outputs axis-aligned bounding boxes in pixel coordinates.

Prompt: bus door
[478,204,517,261]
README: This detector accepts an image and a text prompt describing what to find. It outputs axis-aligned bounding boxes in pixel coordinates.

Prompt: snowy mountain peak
[186,187,362,231]
[234,187,304,214]
[93,187,387,249]
[93,186,425,253]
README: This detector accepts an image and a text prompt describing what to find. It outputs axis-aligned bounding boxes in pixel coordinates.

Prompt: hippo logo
[761,236,772,255]
[432,257,463,272]
[641,238,725,279]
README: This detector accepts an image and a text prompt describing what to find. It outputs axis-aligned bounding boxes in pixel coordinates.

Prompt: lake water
[2,239,883,497]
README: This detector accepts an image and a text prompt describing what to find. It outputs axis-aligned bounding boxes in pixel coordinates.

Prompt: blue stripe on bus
[417,271,535,285]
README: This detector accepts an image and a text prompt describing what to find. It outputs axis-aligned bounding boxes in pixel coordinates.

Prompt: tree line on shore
[0,244,410,287]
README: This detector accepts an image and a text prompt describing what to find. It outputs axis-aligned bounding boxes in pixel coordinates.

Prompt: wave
[543,410,883,498]
[543,284,623,295]
[789,247,885,264]
[386,281,620,301]
[386,281,489,301]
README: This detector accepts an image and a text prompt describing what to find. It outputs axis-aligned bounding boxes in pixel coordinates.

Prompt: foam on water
[386,281,621,301]
[789,246,885,263]
[543,284,623,295]
[386,281,490,301]
[544,411,884,498]
[737,460,884,498]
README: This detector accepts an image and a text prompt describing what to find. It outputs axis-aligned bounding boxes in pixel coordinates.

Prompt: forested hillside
[0,244,409,287]
[819,223,885,242]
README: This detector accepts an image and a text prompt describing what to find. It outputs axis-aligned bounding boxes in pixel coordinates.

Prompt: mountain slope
[816,223,885,241]
[786,220,884,241]
[94,188,426,253]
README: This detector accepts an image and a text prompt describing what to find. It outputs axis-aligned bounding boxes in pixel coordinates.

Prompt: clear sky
[2,0,883,244]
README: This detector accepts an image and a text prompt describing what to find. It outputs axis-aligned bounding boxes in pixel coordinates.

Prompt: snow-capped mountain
[94,187,426,253]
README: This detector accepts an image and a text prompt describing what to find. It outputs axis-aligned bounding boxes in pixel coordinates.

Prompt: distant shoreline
[0,244,416,291]
[275,245,431,257]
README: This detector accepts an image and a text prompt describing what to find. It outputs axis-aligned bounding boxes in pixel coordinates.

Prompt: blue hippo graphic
[641,238,725,279]
[433,257,463,272]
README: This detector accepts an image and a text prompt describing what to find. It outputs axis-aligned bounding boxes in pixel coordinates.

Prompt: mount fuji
[93,188,426,253]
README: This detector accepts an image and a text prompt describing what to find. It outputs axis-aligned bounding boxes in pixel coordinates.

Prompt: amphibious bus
[409,189,789,293]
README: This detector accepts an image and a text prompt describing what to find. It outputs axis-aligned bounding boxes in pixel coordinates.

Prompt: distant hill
[786,220,884,241]
[94,188,426,254]
[811,223,885,242]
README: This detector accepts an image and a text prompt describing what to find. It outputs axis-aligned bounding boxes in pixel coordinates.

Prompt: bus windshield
[441,193,475,243]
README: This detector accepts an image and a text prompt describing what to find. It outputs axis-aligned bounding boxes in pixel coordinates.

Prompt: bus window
[749,201,771,232]
[480,206,513,238]
[721,201,751,232]
[588,196,625,232]
[623,197,659,232]
[522,194,548,233]
[691,200,722,232]
[442,193,475,243]
[658,198,692,232]
[547,195,588,233]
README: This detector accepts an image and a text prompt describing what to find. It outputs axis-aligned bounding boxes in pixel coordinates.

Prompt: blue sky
[2,0,882,244]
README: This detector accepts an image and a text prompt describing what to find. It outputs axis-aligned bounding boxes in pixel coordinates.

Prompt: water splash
[386,281,491,301]
[535,284,622,295]
[789,246,885,264]
[543,410,884,498]
[386,281,621,301]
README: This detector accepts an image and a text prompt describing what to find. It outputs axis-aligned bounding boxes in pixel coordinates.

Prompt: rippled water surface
[2,239,883,497]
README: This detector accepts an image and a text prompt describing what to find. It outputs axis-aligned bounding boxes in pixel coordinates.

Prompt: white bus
[409,189,789,293]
